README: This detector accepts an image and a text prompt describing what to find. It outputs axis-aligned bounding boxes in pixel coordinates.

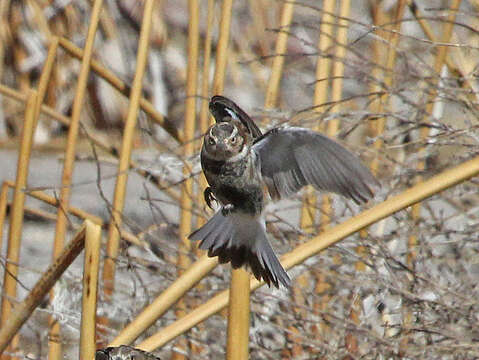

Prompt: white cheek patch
[225,108,239,120]
[226,143,249,162]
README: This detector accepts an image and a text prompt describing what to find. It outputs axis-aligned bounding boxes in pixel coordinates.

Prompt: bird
[189,95,379,288]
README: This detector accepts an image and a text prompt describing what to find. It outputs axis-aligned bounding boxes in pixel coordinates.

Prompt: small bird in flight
[189,95,379,288]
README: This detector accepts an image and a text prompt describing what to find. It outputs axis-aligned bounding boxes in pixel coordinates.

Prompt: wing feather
[253,127,379,204]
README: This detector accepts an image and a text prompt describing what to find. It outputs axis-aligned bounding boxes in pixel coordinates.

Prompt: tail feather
[189,209,291,288]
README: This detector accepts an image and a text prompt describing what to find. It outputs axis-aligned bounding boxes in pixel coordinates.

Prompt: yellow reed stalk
[198,0,215,133]
[79,220,102,360]
[370,1,406,174]
[408,0,461,268]
[264,0,295,109]
[0,91,37,357]
[58,37,182,142]
[0,83,180,202]
[211,0,233,95]
[173,1,200,358]
[0,183,9,252]
[103,0,155,303]
[3,181,102,225]
[49,2,103,358]
[109,255,218,347]
[195,0,215,237]
[34,37,59,126]
[2,182,151,251]
[248,0,269,57]
[190,4,215,354]
[21,205,57,222]
[298,0,336,344]
[407,0,458,76]
[0,223,87,355]
[137,153,479,351]
[226,268,251,360]
[0,84,70,125]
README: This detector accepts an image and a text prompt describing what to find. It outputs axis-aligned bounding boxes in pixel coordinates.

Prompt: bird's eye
[230,136,237,144]
[208,137,216,146]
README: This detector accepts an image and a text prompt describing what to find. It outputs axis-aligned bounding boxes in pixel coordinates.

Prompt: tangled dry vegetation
[0,0,479,359]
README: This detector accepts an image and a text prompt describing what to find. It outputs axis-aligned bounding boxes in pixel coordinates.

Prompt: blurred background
[0,0,479,359]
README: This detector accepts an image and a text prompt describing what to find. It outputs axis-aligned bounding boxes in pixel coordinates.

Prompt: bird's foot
[204,187,217,210]
[221,204,235,216]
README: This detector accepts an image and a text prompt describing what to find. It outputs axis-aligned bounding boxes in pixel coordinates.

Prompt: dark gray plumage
[189,95,379,289]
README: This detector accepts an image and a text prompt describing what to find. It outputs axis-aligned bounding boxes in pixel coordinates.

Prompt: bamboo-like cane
[137,153,479,351]
[227,2,296,358]
[0,82,180,203]
[0,91,37,358]
[0,84,69,126]
[0,183,9,253]
[102,0,155,343]
[367,0,407,341]
[2,182,151,253]
[211,0,233,95]
[49,2,103,358]
[407,0,459,77]
[0,223,87,355]
[408,0,461,268]
[79,220,102,360]
[190,2,215,354]
[264,0,295,110]
[58,37,182,142]
[3,181,102,225]
[194,0,215,236]
[108,255,218,347]
[173,0,200,358]
[226,268,251,360]
[402,0,461,353]
[299,0,336,347]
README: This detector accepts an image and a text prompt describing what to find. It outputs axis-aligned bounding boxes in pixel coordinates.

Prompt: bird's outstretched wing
[253,127,379,204]
[209,95,263,139]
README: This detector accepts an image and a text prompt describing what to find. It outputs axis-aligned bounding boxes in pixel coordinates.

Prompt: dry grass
[1,0,479,359]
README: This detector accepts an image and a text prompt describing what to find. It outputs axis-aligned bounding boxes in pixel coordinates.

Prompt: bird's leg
[221,203,235,216]
[204,187,217,210]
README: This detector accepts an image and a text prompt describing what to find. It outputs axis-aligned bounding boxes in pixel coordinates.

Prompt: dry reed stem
[320,0,350,229]
[103,0,155,303]
[79,220,102,360]
[2,182,150,251]
[137,153,479,351]
[370,1,406,174]
[109,255,218,347]
[226,269,251,360]
[33,37,59,128]
[0,223,87,355]
[58,37,182,143]
[0,183,9,253]
[298,0,336,343]
[408,0,461,268]
[190,1,215,353]
[174,1,200,358]
[264,0,295,109]
[0,91,37,358]
[402,0,461,352]
[3,181,103,225]
[0,84,69,126]
[49,2,103,357]
[194,0,215,245]
[211,0,233,95]
[0,84,180,203]
[407,0,460,78]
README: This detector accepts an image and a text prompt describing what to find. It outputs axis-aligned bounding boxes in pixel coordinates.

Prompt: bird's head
[203,122,248,161]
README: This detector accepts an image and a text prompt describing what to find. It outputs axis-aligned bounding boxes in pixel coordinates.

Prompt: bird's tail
[189,209,291,288]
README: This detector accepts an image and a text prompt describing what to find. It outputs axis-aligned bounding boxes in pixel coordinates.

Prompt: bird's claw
[204,187,217,210]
